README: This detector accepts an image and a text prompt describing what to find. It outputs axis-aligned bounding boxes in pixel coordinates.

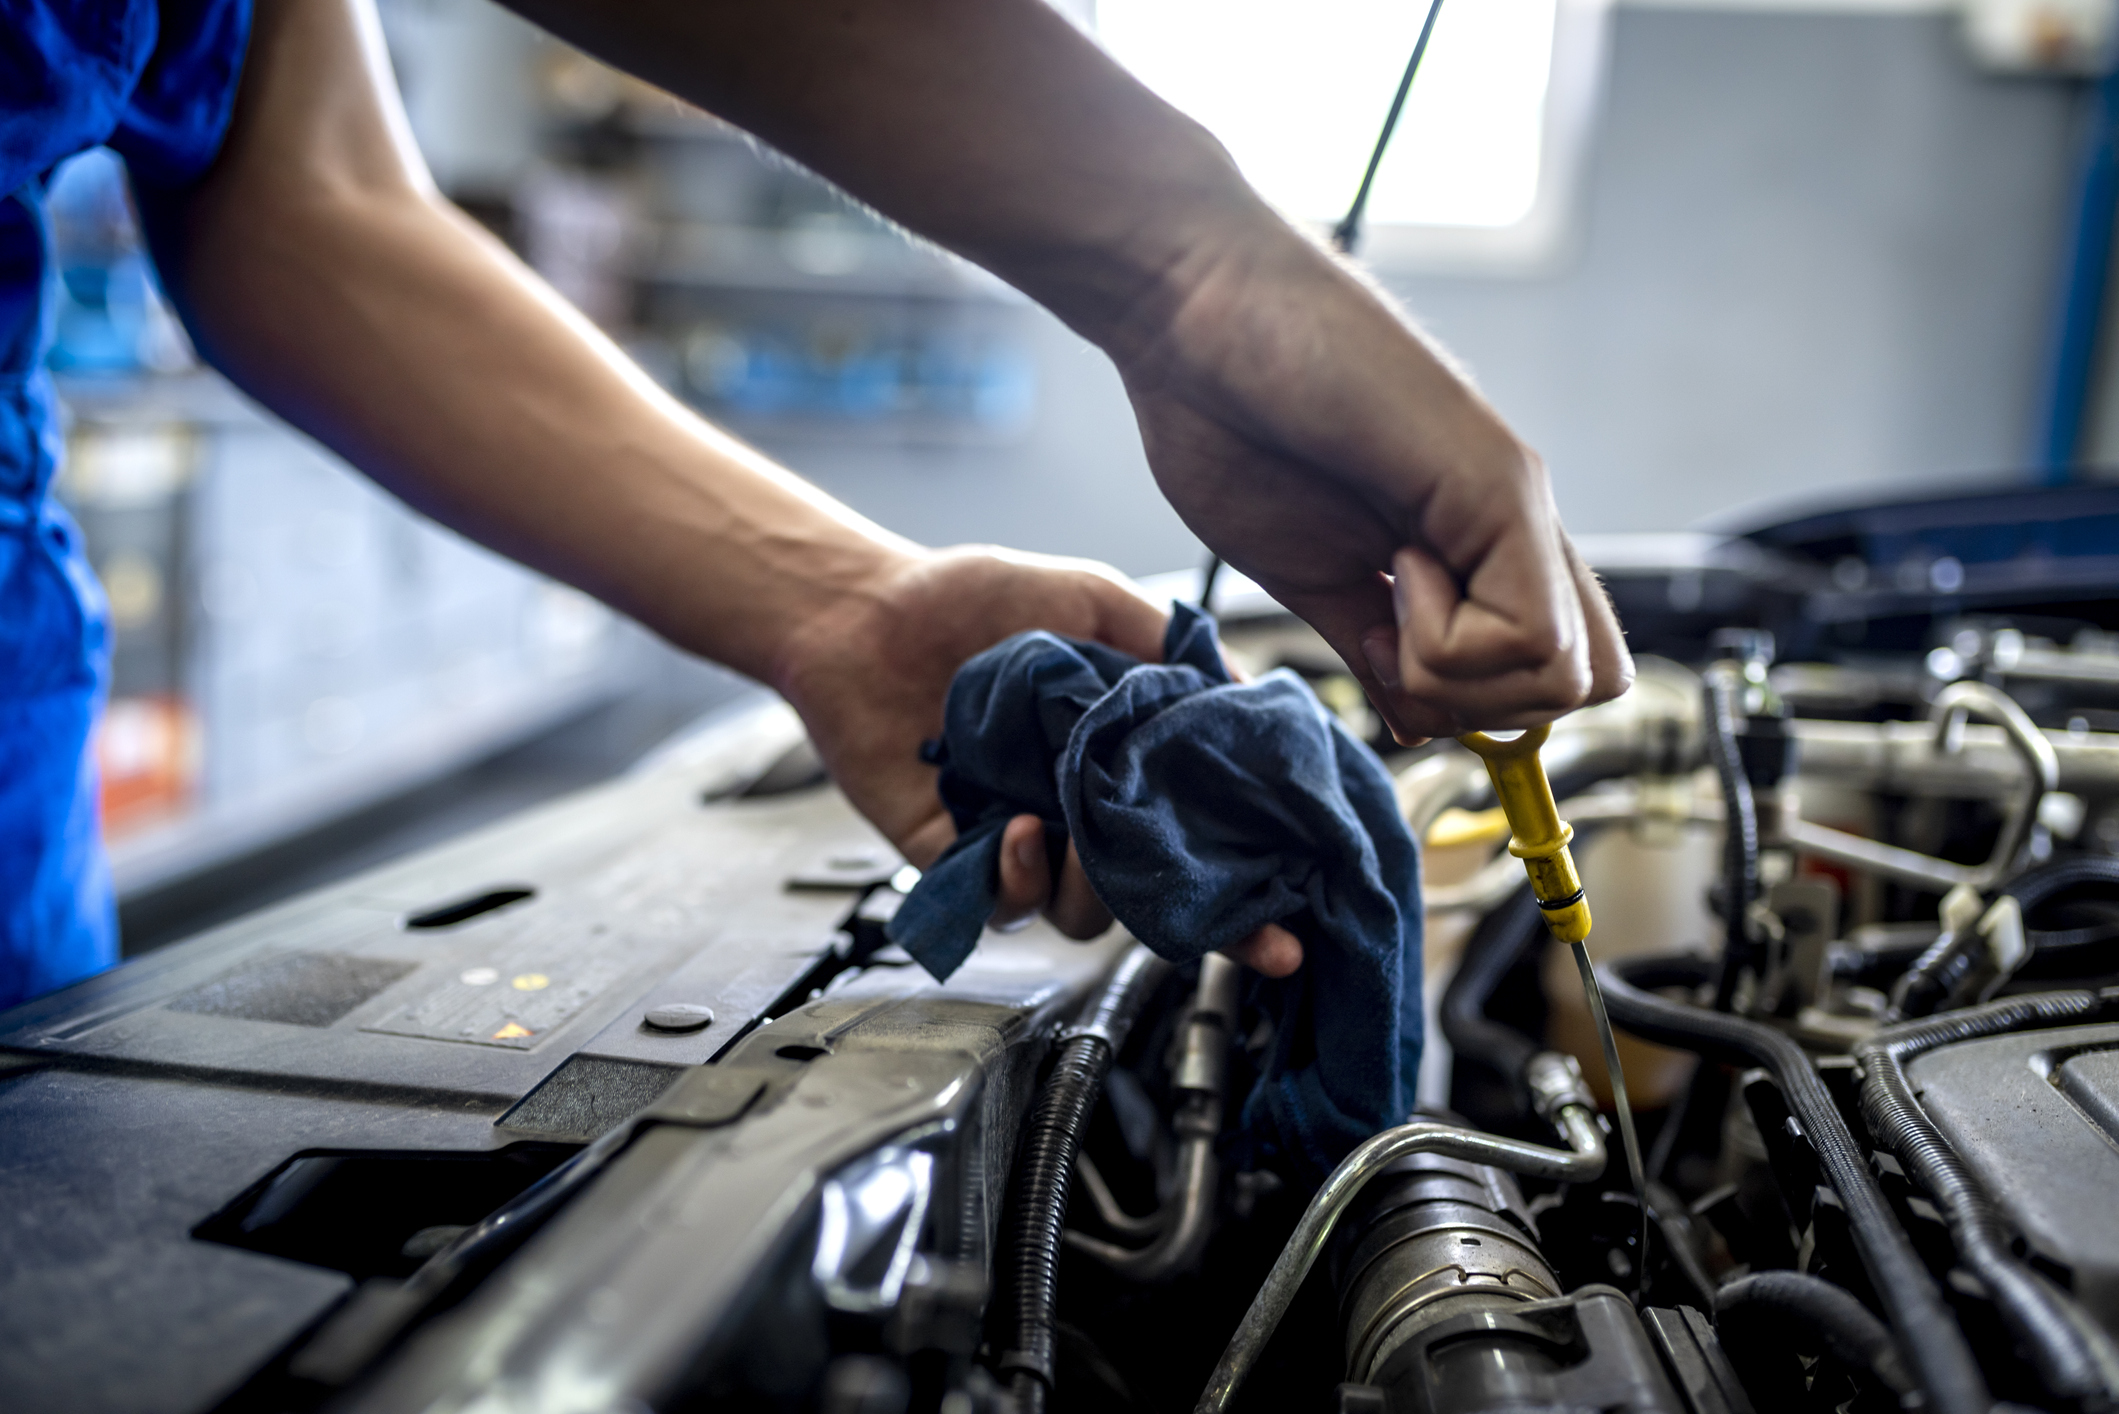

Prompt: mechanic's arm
[139,0,1316,968]
[500,0,1635,741]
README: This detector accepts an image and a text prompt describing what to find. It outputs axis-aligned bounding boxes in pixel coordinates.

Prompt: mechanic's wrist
[1085,186,1306,378]
[650,516,921,693]
[757,540,930,699]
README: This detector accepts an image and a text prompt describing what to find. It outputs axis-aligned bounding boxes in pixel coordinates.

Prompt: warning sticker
[362,947,638,1050]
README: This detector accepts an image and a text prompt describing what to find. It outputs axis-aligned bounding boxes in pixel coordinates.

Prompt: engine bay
[6,484,2119,1414]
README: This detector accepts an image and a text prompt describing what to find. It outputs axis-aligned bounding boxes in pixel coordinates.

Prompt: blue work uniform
[1,0,251,1010]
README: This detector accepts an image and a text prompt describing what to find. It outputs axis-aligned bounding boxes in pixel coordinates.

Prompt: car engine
[5,482,2119,1414]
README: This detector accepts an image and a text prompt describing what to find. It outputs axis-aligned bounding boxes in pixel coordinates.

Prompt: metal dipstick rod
[1458,725,1650,1296]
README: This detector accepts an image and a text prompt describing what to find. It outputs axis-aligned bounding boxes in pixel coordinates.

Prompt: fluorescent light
[1098,0,1559,229]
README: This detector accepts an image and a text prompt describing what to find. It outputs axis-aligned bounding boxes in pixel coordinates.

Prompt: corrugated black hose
[1855,991,2119,1412]
[1701,671,1759,1011]
[1597,953,1993,1414]
[995,947,1168,1414]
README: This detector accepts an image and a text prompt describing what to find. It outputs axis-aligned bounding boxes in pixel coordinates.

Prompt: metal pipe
[1067,1136,1216,1280]
[1071,1152,1162,1240]
[1781,682,2058,896]
[1929,679,2057,879]
[1780,818,1991,895]
[1067,953,1240,1282]
[1788,717,2119,798]
[1193,1053,1607,1414]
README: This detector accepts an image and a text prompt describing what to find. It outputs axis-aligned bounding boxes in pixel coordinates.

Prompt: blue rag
[887,603,1423,1176]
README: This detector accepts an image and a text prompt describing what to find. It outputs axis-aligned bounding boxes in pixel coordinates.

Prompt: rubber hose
[1856,992,2119,1410]
[1440,886,1547,1117]
[2007,855,2119,967]
[1000,1035,1110,1414]
[2004,854,2119,911]
[1893,925,1980,1021]
[1598,954,1993,1414]
[1702,673,1759,1011]
[996,949,1166,1413]
[1716,1270,1912,1397]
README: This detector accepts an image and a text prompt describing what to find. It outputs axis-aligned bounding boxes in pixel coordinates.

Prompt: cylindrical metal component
[1170,953,1241,1095]
[1192,1081,1607,1414]
[1336,1155,1559,1384]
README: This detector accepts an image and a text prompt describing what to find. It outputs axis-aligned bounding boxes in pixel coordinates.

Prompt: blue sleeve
[110,0,252,191]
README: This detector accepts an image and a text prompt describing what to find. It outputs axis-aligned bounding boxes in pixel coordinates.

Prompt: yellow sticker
[511,973,550,992]
[492,1021,534,1040]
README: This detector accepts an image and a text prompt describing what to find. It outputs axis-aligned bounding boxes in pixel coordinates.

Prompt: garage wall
[771,5,2089,571]
[1393,6,2086,536]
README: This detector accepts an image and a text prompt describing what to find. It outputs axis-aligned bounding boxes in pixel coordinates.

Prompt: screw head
[643,1003,715,1033]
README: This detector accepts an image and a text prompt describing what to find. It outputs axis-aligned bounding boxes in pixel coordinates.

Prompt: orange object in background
[97,695,201,839]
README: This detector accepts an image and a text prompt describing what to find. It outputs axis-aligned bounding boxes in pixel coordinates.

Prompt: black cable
[995,951,1166,1413]
[1715,1271,1913,1400]
[1331,0,1449,256]
[1855,991,2119,1411]
[1597,954,1993,1414]
[1889,919,1982,1022]
[1701,671,1759,1011]
[999,1035,1112,1414]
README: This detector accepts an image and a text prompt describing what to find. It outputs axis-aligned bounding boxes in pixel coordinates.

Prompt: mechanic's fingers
[1271,576,1421,745]
[1047,840,1116,939]
[991,814,1052,931]
[1224,923,1304,977]
[992,814,1115,940]
[1561,533,1635,706]
[1396,538,1586,685]
[1386,541,1596,732]
[1072,561,1172,663]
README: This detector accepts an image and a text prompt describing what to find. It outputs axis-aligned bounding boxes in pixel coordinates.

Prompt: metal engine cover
[1907,1021,2119,1329]
[0,702,1127,1414]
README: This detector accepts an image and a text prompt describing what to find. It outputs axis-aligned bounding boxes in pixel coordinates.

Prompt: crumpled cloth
[886,602,1423,1176]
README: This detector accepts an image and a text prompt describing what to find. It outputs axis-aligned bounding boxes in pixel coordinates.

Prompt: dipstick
[1458,725,1651,1298]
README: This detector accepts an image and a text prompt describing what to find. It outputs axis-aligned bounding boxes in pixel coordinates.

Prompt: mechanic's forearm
[144,7,912,685]
[497,0,1278,359]
[167,192,908,681]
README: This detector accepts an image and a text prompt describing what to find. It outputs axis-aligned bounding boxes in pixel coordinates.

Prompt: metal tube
[1781,682,2060,895]
[1072,1152,1162,1240]
[1928,680,2057,882]
[1568,938,1648,1298]
[1788,718,2119,797]
[1192,1062,1607,1414]
[1067,953,1240,1282]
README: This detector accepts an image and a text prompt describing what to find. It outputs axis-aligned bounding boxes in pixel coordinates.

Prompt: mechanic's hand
[1114,225,1633,743]
[773,545,1302,976]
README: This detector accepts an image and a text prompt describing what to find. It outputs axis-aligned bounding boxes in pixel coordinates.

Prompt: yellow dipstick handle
[1456,725,1592,944]
[1456,723,1649,1301]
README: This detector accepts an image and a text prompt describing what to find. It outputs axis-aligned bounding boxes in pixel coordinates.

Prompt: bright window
[1097,0,1597,263]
